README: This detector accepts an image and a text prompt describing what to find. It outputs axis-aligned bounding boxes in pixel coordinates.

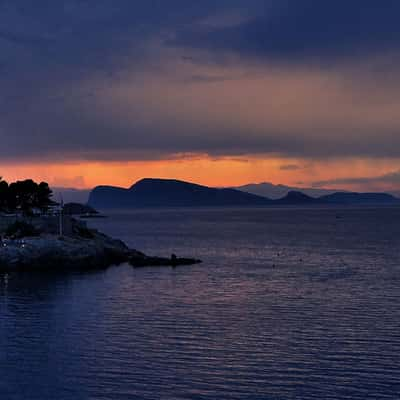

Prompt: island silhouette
[88,178,400,209]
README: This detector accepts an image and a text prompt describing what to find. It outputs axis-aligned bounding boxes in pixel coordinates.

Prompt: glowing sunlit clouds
[1,156,400,193]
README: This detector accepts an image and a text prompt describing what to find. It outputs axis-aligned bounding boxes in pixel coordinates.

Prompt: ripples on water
[1,207,400,399]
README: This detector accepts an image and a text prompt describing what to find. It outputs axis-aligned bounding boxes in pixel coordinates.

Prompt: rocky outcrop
[130,254,202,268]
[0,232,127,271]
[63,202,99,216]
[0,229,201,272]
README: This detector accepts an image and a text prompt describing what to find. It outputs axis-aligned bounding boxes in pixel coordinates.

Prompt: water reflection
[1,207,400,399]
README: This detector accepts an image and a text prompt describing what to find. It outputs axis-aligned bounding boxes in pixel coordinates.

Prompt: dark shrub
[5,221,40,239]
[75,226,95,239]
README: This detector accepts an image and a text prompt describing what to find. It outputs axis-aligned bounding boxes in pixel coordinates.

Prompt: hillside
[88,178,400,209]
[88,178,272,208]
[274,191,324,205]
[234,182,341,199]
[320,192,399,204]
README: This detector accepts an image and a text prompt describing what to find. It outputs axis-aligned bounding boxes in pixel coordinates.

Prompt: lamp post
[59,194,64,236]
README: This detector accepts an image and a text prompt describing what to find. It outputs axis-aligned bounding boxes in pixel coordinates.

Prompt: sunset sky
[2,1,400,191]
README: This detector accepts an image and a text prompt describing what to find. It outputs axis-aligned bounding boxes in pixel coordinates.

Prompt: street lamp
[59,194,64,236]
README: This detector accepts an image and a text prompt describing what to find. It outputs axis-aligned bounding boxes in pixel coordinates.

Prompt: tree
[0,177,8,212]
[37,182,56,213]
[8,180,38,216]
[5,179,56,215]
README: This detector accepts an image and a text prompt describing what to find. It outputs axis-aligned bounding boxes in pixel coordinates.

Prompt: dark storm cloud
[1,1,400,162]
[0,29,52,45]
[173,0,400,61]
[0,1,250,73]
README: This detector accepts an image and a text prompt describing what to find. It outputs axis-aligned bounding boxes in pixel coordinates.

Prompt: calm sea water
[1,207,400,399]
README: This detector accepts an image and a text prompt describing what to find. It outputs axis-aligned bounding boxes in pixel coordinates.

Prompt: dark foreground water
[1,207,400,399]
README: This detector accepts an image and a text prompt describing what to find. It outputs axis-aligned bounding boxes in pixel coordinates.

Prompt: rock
[63,202,99,216]
[130,254,202,268]
[0,225,201,272]
[0,233,128,272]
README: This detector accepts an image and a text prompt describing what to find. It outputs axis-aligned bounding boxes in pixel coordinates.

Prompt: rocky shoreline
[0,229,201,272]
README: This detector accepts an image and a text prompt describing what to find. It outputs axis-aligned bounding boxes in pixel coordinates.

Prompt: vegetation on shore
[0,177,55,216]
[5,221,40,239]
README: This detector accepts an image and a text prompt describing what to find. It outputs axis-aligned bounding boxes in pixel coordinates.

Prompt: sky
[1,0,400,191]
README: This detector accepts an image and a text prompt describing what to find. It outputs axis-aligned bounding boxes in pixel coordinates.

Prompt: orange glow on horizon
[1,156,400,193]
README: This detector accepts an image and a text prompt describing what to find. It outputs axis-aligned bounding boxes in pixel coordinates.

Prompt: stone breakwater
[0,230,201,272]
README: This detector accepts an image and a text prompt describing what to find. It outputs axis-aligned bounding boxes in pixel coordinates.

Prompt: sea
[1,207,400,399]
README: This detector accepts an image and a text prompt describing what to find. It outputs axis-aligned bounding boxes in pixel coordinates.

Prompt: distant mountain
[88,178,400,209]
[319,192,399,204]
[275,191,323,205]
[234,182,342,199]
[88,178,272,209]
[52,187,91,204]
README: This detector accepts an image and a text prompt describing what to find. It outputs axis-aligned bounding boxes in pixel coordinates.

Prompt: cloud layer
[314,170,400,189]
[174,0,400,60]
[1,1,400,163]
